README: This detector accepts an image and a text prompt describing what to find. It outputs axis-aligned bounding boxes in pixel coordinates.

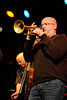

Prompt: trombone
[13,20,44,35]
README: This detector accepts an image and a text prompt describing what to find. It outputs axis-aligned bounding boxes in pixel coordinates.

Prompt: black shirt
[24,34,67,86]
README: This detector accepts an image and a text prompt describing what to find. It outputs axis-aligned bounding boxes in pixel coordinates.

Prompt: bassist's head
[16,52,26,67]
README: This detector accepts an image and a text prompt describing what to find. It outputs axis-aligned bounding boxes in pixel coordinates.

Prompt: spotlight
[6,10,14,18]
[64,0,67,5]
[24,10,30,18]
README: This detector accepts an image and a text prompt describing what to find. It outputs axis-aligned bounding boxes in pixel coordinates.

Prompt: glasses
[40,23,54,27]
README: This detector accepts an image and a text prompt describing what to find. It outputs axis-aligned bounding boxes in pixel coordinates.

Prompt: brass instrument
[13,20,44,35]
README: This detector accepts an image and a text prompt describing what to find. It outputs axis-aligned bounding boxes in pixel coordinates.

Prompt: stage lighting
[6,10,14,18]
[24,10,30,18]
[64,0,67,5]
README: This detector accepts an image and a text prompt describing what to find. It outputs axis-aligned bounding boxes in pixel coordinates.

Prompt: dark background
[0,0,67,63]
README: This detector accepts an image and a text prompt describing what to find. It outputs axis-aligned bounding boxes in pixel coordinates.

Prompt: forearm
[16,83,21,93]
[24,39,34,62]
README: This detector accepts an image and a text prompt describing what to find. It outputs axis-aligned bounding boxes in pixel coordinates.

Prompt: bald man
[24,17,67,100]
[11,52,30,100]
[16,52,26,68]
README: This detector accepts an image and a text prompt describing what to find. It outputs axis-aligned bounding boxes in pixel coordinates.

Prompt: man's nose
[18,62,21,65]
[42,25,45,28]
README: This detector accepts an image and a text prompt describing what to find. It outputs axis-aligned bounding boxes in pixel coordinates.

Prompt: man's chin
[21,65,25,67]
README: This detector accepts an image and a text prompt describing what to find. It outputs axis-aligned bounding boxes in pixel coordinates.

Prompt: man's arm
[24,35,36,62]
[16,83,21,93]
[11,83,21,100]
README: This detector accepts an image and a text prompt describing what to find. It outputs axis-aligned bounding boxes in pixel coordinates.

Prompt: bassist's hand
[11,92,19,100]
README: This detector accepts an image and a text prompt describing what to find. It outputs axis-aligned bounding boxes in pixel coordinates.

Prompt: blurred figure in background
[11,52,34,100]
[0,49,3,62]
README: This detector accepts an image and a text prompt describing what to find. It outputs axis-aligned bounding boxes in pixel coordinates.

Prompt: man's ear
[54,24,57,30]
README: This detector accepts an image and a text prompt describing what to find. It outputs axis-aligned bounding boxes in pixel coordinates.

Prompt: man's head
[41,17,57,37]
[16,52,26,67]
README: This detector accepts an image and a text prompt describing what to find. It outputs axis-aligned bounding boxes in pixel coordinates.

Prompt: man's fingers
[31,22,35,26]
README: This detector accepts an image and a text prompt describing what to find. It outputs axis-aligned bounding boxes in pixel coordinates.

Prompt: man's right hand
[26,22,37,40]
